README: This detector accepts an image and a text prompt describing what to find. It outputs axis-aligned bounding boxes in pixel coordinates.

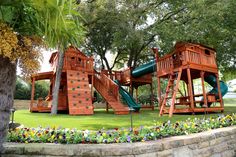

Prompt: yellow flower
[102,133,106,137]
[51,135,55,139]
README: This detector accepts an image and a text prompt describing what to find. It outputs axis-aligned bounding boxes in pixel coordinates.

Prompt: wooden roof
[174,42,216,52]
[31,71,53,81]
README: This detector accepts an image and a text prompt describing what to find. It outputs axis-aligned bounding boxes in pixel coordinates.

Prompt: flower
[6,114,236,144]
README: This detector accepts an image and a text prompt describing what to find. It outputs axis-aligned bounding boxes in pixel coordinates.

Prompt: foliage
[79,0,236,76]
[14,77,49,100]
[14,78,31,100]
[0,22,43,77]
[7,114,236,144]
[138,94,158,106]
[155,0,236,74]
[79,0,187,70]
[34,81,50,100]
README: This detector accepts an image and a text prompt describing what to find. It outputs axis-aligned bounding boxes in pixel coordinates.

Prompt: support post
[30,77,36,111]
[157,76,161,110]
[91,75,94,103]
[150,83,154,110]
[187,68,194,112]
[216,74,223,109]
[200,71,207,107]
[106,102,109,113]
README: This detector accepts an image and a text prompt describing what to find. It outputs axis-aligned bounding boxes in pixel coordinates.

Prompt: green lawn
[14,99,236,130]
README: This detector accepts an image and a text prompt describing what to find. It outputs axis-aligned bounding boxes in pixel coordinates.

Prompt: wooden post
[153,48,161,110]
[129,83,133,96]
[157,76,161,110]
[200,71,207,107]
[216,74,223,109]
[91,75,94,104]
[30,77,36,111]
[106,102,109,113]
[150,83,154,110]
[187,68,194,112]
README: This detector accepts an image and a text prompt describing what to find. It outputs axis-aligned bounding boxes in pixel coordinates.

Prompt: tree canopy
[79,0,236,78]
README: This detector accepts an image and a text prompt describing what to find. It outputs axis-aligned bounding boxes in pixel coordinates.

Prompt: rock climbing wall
[67,70,94,115]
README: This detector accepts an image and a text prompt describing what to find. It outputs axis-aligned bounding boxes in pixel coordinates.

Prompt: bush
[7,114,236,144]
[14,78,31,100]
[138,94,159,106]
[14,77,49,100]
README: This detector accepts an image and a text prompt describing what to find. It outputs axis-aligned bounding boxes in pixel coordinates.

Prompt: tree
[0,0,84,152]
[153,0,236,75]
[80,0,188,69]
[79,0,125,72]
[32,1,85,115]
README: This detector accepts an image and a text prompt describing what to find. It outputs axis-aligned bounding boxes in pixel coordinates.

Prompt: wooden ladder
[159,68,182,117]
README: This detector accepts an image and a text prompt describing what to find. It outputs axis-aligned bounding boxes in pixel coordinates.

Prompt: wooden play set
[30,42,227,117]
[30,46,154,115]
[154,42,227,117]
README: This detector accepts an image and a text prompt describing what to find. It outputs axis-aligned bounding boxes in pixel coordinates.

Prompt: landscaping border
[2,126,236,157]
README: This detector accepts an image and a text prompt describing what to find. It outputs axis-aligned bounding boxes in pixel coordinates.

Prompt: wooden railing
[100,70,122,81]
[94,70,119,102]
[157,54,174,75]
[64,53,94,72]
[182,49,216,67]
[50,52,94,73]
[157,46,217,75]
[120,68,131,83]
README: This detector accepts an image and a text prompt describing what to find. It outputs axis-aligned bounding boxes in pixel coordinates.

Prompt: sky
[40,50,53,72]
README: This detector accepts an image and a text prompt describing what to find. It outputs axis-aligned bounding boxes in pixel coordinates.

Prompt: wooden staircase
[94,71,129,115]
[159,68,182,117]
[66,70,94,115]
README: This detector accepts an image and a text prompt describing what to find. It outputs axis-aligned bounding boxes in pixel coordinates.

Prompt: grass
[14,99,236,130]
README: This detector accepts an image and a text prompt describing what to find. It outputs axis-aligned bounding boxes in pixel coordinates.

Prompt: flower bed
[7,114,236,144]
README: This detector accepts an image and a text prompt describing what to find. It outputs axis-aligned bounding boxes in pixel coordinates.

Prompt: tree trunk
[103,57,112,74]
[51,47,65,115]
[0,56,16,153]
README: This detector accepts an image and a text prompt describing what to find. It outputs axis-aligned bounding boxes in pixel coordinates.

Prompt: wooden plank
[216,74,223,108]
[193,107,224,112]
[187,68,194,112]
[201,71,207,107]
[30,77,36,111]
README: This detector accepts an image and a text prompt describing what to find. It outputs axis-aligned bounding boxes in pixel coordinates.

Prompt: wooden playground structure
[154,42,227,117]
[30,46,154,115]
[30,42,227,116]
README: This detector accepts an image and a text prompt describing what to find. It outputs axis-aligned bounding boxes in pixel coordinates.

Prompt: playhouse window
[205,49,210,55]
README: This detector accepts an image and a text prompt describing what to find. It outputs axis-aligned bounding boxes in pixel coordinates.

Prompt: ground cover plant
[7,114,236,144]
[12,99,236,130]
[7,99,236,144]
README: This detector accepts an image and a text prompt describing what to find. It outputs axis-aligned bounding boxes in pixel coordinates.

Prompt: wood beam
[30,77,36,111]
[200,71,207,107]
[216,74,224,109]
[187,68,194,112]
